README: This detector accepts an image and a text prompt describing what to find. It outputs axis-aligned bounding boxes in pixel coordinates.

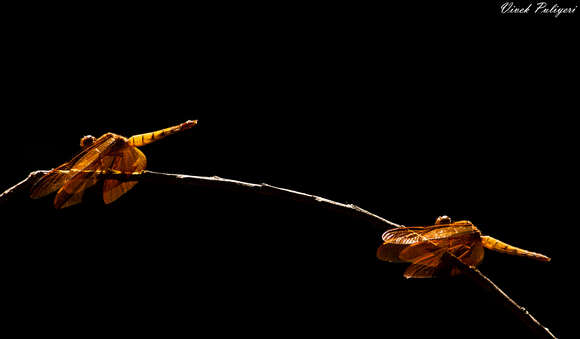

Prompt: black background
[1,3,576,338]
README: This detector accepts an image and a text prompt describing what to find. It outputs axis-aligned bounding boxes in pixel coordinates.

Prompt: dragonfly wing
[103,146,147,204]
[404,260,458,278]
[447,241,485,276]
[379,222,483,278]
[69,133,121,170]
[58,185,88,209]
[403,246,447,278]
[377,225,452,262]
[376,243,408,263]
[381,222,476,244]
[401,240,484,278]
[392,224,481,262]
[53,135,121,208]
[400,241,441,261]
[456,240,484,267]
[30,133,118,199]
[57,155,119,208]
[54,160,103,208]
[404,263,440,279]
[381,226,448,244]
[30,162,76,199]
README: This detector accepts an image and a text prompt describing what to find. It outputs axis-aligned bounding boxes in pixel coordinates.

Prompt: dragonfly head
[435,215,452,225]
[80,135,96,149]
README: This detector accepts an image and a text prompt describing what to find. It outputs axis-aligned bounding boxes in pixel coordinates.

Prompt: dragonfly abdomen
[127,120,197,147]
[480,235,551,262]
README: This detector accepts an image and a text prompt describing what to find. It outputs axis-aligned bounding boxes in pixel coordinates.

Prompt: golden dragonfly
[376,216,550,278]
[30,120,198,208]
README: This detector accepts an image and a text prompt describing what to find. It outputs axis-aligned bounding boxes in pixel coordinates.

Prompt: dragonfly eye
[435,215,452,225]
[80,135,96,149]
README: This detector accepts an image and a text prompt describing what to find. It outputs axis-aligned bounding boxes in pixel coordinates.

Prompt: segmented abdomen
[480,235,551,262]
[127,120,197,147]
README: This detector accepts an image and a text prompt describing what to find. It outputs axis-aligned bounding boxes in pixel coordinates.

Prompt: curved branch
[0,170,47,204]
[0,170,556,338]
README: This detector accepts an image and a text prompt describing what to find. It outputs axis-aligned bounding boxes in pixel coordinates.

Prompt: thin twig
[0,170,47,204]
[138,171,403,230]
[0,170,556,338]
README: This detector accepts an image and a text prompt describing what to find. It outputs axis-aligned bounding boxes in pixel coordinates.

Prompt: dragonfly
[30,120,198,209]
[376,216,551,278]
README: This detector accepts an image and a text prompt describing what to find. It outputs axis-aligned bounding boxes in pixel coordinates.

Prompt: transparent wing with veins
[377,221,484,278]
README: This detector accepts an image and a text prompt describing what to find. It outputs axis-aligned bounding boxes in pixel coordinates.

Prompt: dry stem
[0,169,556,338]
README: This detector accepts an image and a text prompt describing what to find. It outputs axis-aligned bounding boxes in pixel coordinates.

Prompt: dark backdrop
[1,4,575,338]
